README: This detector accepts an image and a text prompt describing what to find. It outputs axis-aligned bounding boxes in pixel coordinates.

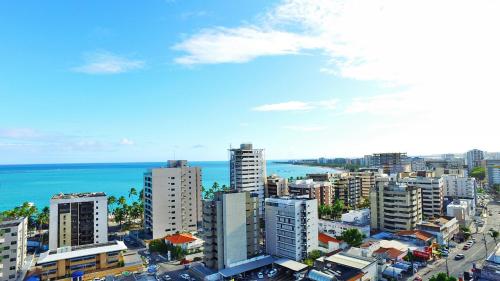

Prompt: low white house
[318,219,370,238]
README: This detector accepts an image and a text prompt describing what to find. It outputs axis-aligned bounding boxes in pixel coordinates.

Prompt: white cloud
[173,27,321,65]
[73,51,144,74]
[252,101,313,111]
[283,125,327,132]
[120,138,135,145]
[252,99,338,112]
[0,128,41,139]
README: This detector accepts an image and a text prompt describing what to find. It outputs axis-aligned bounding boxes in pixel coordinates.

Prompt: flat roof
[219,255,275,277]
[51,192,106,200]
[37,241,127,264]
[325,253,374,270]
[274,258,308,272]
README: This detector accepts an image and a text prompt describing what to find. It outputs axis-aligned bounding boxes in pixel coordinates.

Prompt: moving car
[454,254,465,260]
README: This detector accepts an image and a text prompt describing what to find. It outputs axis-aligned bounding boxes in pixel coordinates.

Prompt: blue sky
[1,0,499,164]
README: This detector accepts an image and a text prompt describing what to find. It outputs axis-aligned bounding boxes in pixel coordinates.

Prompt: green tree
[332,199,344,220]
[113,207,125,229]
[108,195,117,213]
[318,204,328,219]
[339,228,365,247]
[358,197,370,209]
[36,206,49,245]
[429,272,457,281]
[118,196,126,206]
[470,167,486,181]
[129,187,137,198]
[490,229,499,243]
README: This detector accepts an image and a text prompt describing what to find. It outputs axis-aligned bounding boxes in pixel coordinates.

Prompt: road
[421,197,500,280]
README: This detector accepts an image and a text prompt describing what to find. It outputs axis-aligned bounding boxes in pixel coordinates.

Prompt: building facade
[332,174,361,208]
[202,191,261,271]
[0,217,27,281]
[229,143,266,213]
[442,174,477,205]
[483,159,500,186]
[446,199,473,226]
[371,152,409,174]
[143,160,202,239]
[402,172,443,219]
[352,171,378,198]
[266,175,289,197]
[36,241,140,281]
[288,179,333,206]
[265,197,318,261]
[370,180,423,232]
[49,192,108,250]
[466,149,484,171]
[416,216,459,244]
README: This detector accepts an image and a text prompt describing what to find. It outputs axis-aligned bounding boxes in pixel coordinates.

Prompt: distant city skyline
[1,0,498,164]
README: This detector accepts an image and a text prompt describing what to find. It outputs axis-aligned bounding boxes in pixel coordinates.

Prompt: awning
[274,258,309,272]
[307,269,334,281]
[219,256,275,277]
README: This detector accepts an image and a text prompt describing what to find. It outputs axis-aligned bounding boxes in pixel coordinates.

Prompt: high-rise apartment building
[352,171,379,198]
[0,217,27,281]
[49,192,108,250]
[442,175,477,203]
[288,179,333,206]
[202,191,261,271]
[466,149,484,171]
[370,180,423,232]
[483,159,500,186]
[332,173,361,208]
[144,160,202,239]
[265,197,318,261]
[229,143,266,213]
[266,175,288,197]
[402,172,443,219]
[371,152,409,174]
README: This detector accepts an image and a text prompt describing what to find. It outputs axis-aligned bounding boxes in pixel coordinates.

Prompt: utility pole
[482,232,488,260]
[445,238,450,277]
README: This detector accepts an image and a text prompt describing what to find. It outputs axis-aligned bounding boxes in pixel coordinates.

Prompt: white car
[180,274,190,280]
[257,272,264,279]
[162,275,172,281]
[268,269,278,278]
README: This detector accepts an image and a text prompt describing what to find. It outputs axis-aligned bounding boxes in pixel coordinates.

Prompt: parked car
[455,254,465,260]
[180,274,190,280]
[268,269,278,278]
[162,275,171,281]
[463,245,470,250]
[257,272,264,279]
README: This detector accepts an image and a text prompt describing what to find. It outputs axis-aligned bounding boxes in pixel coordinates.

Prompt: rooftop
[219,255,275,278]
[51,192,106,200]
[0,217,26,228]
[37,241,127,264]
[417,216,457,228]
[373,247,406,260]
[324,252,375,270]
[395,230,434,242]
[319,233,343,244]
[165,233,197,244]
[274,258,308,272]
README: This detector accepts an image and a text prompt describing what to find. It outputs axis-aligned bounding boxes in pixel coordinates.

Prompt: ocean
[0,161,337,211]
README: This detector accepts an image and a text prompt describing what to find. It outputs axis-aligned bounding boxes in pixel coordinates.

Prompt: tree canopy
[470,167,485,180]
[339,228,365,247]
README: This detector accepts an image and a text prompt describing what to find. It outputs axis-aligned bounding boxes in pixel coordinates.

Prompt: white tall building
[144,160,202,239]
[0,217,27,281]
[466,149,484,171]
[446,199,473,225]
[49,192,108,250]
[265,197,318,261]
[442,174,477,204]
[229,143,266,213]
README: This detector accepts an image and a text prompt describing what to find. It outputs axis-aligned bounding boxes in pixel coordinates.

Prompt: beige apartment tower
[144,160,202,239]
[266,175,288,197]
[202,191,261,271]
[370,179,423,232]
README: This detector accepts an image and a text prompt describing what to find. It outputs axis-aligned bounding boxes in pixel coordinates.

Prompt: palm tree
[118,196,126,206]
[129,187,137,198]
[490,230,499,244]
[36,207,49,246]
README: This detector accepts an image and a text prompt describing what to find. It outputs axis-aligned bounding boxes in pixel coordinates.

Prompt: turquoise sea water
[0,161,336,211]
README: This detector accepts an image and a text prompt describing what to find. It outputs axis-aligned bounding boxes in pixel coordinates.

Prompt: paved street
[417,196,500,280]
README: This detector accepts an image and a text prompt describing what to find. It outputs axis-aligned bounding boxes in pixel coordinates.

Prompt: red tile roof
[373,247,406,260]
[165,233,197,244]
[318,233,343,244]
[395,230,434,241]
